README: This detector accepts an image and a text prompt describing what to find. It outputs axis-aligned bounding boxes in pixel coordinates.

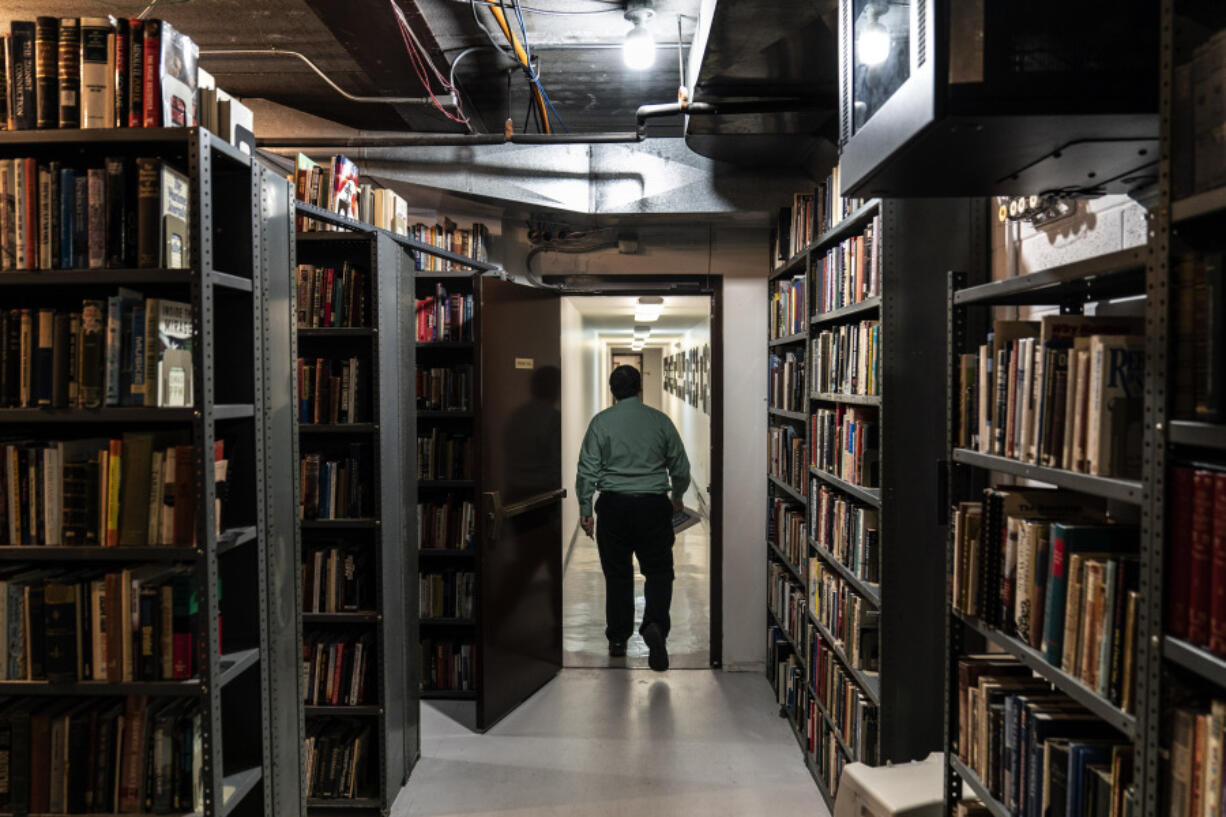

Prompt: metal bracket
[484,488,567,542]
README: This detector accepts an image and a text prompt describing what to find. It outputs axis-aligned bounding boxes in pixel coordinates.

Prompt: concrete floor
[563,520,711,669]
[399,669,832,817]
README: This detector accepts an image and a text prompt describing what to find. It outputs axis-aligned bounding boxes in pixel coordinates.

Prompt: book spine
[9,23,35,131]
[104,296,122,406]
[136,158,158,267]
[79,300,104,408]
[58,167,73,269]
[34,309,53,407]
[127,20,143,128]
[1211,473,1226,657]
[36,165,50,269]
[141,20,160,128]
[112,19,128,127]
[56,18,79,128]
[33,17,58,130]
[1191,470,1214,645]
[105,158,128,268]
[72,175,88,268]
[87,168,105,269]
[20,159,36,270]
[79,18,110,129]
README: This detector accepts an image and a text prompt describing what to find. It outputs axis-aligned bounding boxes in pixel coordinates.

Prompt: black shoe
[641,623,669,671]
[608,641,627,657]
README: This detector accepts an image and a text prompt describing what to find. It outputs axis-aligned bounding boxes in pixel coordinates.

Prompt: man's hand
[581,516,595,538]
[672,501,684,514]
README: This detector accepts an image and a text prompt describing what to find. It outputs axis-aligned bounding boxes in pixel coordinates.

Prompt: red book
[117,695,148,812]
[127,19,144,127]
[331,642,345,704]
[1190,469,1214,645]
[1211,473,1226,656]
[1170,466,1195,638]
[141,19,161,127]
[322,267,335,327]
[21,158,36,270]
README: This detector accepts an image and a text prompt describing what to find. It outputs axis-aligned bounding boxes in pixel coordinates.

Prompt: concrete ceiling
[566,294,709,339]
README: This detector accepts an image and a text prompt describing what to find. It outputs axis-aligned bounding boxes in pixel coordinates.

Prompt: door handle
[483,488,568,542]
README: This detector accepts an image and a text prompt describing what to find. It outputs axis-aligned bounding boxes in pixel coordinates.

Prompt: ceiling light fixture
[623,0,656,71]
[634,295,664,322]
[857,7,891,67]
[633,324,652,339]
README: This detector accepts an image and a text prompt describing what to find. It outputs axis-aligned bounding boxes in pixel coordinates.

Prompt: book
[1087,335,1144,478]
[32,17,57,130]
[55,18,79,128]
[156,21,197,127]
[329,155,360,221]
[127,19,143,128]
[8,22,35,131]
[136,158,189,268]
[79,18,111,128]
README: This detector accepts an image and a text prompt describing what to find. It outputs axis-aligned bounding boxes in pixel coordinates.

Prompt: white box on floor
[833,751,945,817]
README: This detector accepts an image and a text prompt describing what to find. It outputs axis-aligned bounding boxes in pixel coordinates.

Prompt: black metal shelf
[303,611,380,624]
[417,341,475,350]
[1172,185,1226,223]
[208,270,254,292]
[953,611,1135,737]
[420,618,477,628]
[811,296,882,327]
[811,392,881,406]
[0,406,194,423]
[218,648,261,688]
[951,448,1142,504]
[305,705,382,717]
[0,545,198,561]
[0,678,201,695]
[418,479,476,489]
[768,475,807,505]
[807,610,881,706]
[949,756,1010,817]
[307,798,384,810]
[421,689,477,700]
[0,267,192,286]
[769,332,807,347]
[1165,636,1226,689]
[1168,420,1226,451]
[217,526,258,556]
[953,247,1147,306]
[419,548,477,559]
[298,327,375,338]
[768,407,808,422]
[767,540,806,586]
[300,423,377,434]
[417,410,474,420]
[809,538,881,607]
[808,466,881,508]
[300,518,379,529]
[811,199,882,253]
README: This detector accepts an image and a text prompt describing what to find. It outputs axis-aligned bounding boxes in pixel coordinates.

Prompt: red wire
[389,0,470,124]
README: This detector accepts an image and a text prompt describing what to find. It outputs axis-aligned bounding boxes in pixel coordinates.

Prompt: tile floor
[399,668,832,817]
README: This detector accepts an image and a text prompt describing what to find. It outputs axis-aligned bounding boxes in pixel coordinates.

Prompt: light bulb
[857,20,890,67]
[623,20,656,71]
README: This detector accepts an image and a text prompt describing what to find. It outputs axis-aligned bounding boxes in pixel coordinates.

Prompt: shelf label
[515,358,534,370]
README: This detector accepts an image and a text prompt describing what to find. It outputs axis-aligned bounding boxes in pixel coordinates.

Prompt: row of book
[0,695,203,813]
[0,567,199,683]
[813,705,850,799]
[3,17,209,133]
[299,448,369,521]
[0,156,189,271]
[1,434,222,548]
[297,357,367,425]
[769,497,807,575]
[302,632,372,706]
[957,653,1135,817]
[295,263,369,329]
[417,430,473,481]
[772,167,865,265]
[1173,31,1226,200]
[809,479,879,586]
[1168,465,1226,655]
[770,639,807,745]
[420,571,475,620]
[770,274,807,339]
[809,628,878,764]
[418,365,472,412]
[304,720,372,800]
[958,317,1144,478]
[302,546,369,614]
[769,561,807,648]
[407,221,491,273]
[418,497,476,551]
[951,488,1139,712]
[1172,251,1225,423]
[809,559,878,673]
[1169,700,1226,817]
[416,285,474,343]
[421,638,476,691]
[1,295,192,410]
[812,215,881,315]
[811,319,880,396]
[768,351,805,414]
[810,406,879,489]
[768,424,806,496]
[295,154,362,232]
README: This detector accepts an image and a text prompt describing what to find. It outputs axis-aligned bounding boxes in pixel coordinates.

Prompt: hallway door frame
[547,275,724,668]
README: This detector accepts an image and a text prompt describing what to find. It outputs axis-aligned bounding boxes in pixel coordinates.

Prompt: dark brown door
[476,278,563,729]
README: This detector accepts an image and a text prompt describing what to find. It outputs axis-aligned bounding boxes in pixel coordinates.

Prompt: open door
[476,277,563,729]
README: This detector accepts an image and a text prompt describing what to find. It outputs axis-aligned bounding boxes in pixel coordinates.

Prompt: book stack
[419,571,475,619]
[809,630,879,765]
[302,546,370,613]
[408,220,491,272]
[770,274,807,339]
[956,654,1134,816]
[768,423,806,495]
[808,559,878,672]
[295,263,369,329]
[951,492,1140,713]
[297,357,366,424]
[771,640,807,738]
[815,165,863,236]
[811,319,880,396]
[417,497,476,550]
[959,317,1144,478]
[416,283,474,342]
[417,430,472,481]
[1168,702,1226,817]
[809,480,879,585]
[769,561,807,647]
[302,632,373,706]
[1,434,223,547]
[0,567,199,682]
[811,406,878,488]
[813,711,848,799]
[770,496,808,572]
[768,350,806,413]
[417,365,473,412]
[811,215,881,315]
[0,695,203,814]
[298,447,370,520]
[304,721,371,800]
[294,154,362,233]
[790,192,816,257]
[420,639,476,691]
[1167,465,1226,656]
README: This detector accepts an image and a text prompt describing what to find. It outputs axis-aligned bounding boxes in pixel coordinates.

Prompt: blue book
[104,288,142,406]
[58,168,75,269]
[72,176,89,269]
[127,304,146,406]
[1026,711,1114,817]
[1066,740,1116,817]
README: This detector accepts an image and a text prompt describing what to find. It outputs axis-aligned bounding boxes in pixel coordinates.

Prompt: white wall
[560,299,602,546]
[660,325,712,514]
[642,347,663,411]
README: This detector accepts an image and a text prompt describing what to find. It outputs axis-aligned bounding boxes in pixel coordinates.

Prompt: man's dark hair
[609,365,642,400]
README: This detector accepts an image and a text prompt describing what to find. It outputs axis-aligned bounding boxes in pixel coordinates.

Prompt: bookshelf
[0,127,283,816]
[293,223,414,813]
[766,192,981,807]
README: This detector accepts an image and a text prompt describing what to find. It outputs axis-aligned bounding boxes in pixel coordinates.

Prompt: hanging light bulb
[857,10,890,67]
[623,1,656,71]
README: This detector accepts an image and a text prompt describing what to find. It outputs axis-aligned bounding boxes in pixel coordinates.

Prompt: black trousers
[595,492,675,643]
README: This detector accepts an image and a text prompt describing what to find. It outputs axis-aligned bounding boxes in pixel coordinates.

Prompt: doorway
[559,294,717,670]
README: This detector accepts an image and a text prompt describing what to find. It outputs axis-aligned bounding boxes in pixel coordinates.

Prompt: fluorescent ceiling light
[634,295,664,322]
[633,324,652,339]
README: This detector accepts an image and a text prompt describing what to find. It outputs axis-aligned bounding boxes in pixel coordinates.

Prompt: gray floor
[563,520,711,669]
[399,669,832,817]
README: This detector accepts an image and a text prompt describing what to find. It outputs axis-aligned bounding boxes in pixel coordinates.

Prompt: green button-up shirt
[576,396,691,516]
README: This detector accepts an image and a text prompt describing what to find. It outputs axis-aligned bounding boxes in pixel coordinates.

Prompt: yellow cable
[488,4,551,133]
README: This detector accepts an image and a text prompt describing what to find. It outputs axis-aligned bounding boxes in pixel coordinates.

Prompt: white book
[79,18,112,129]
[13,159,26,270]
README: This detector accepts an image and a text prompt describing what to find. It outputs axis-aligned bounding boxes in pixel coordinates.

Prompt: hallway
[400,669,832,817]
[563,518,711,669]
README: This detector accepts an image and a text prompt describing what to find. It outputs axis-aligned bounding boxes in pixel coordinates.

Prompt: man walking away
[576,364,691,671]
